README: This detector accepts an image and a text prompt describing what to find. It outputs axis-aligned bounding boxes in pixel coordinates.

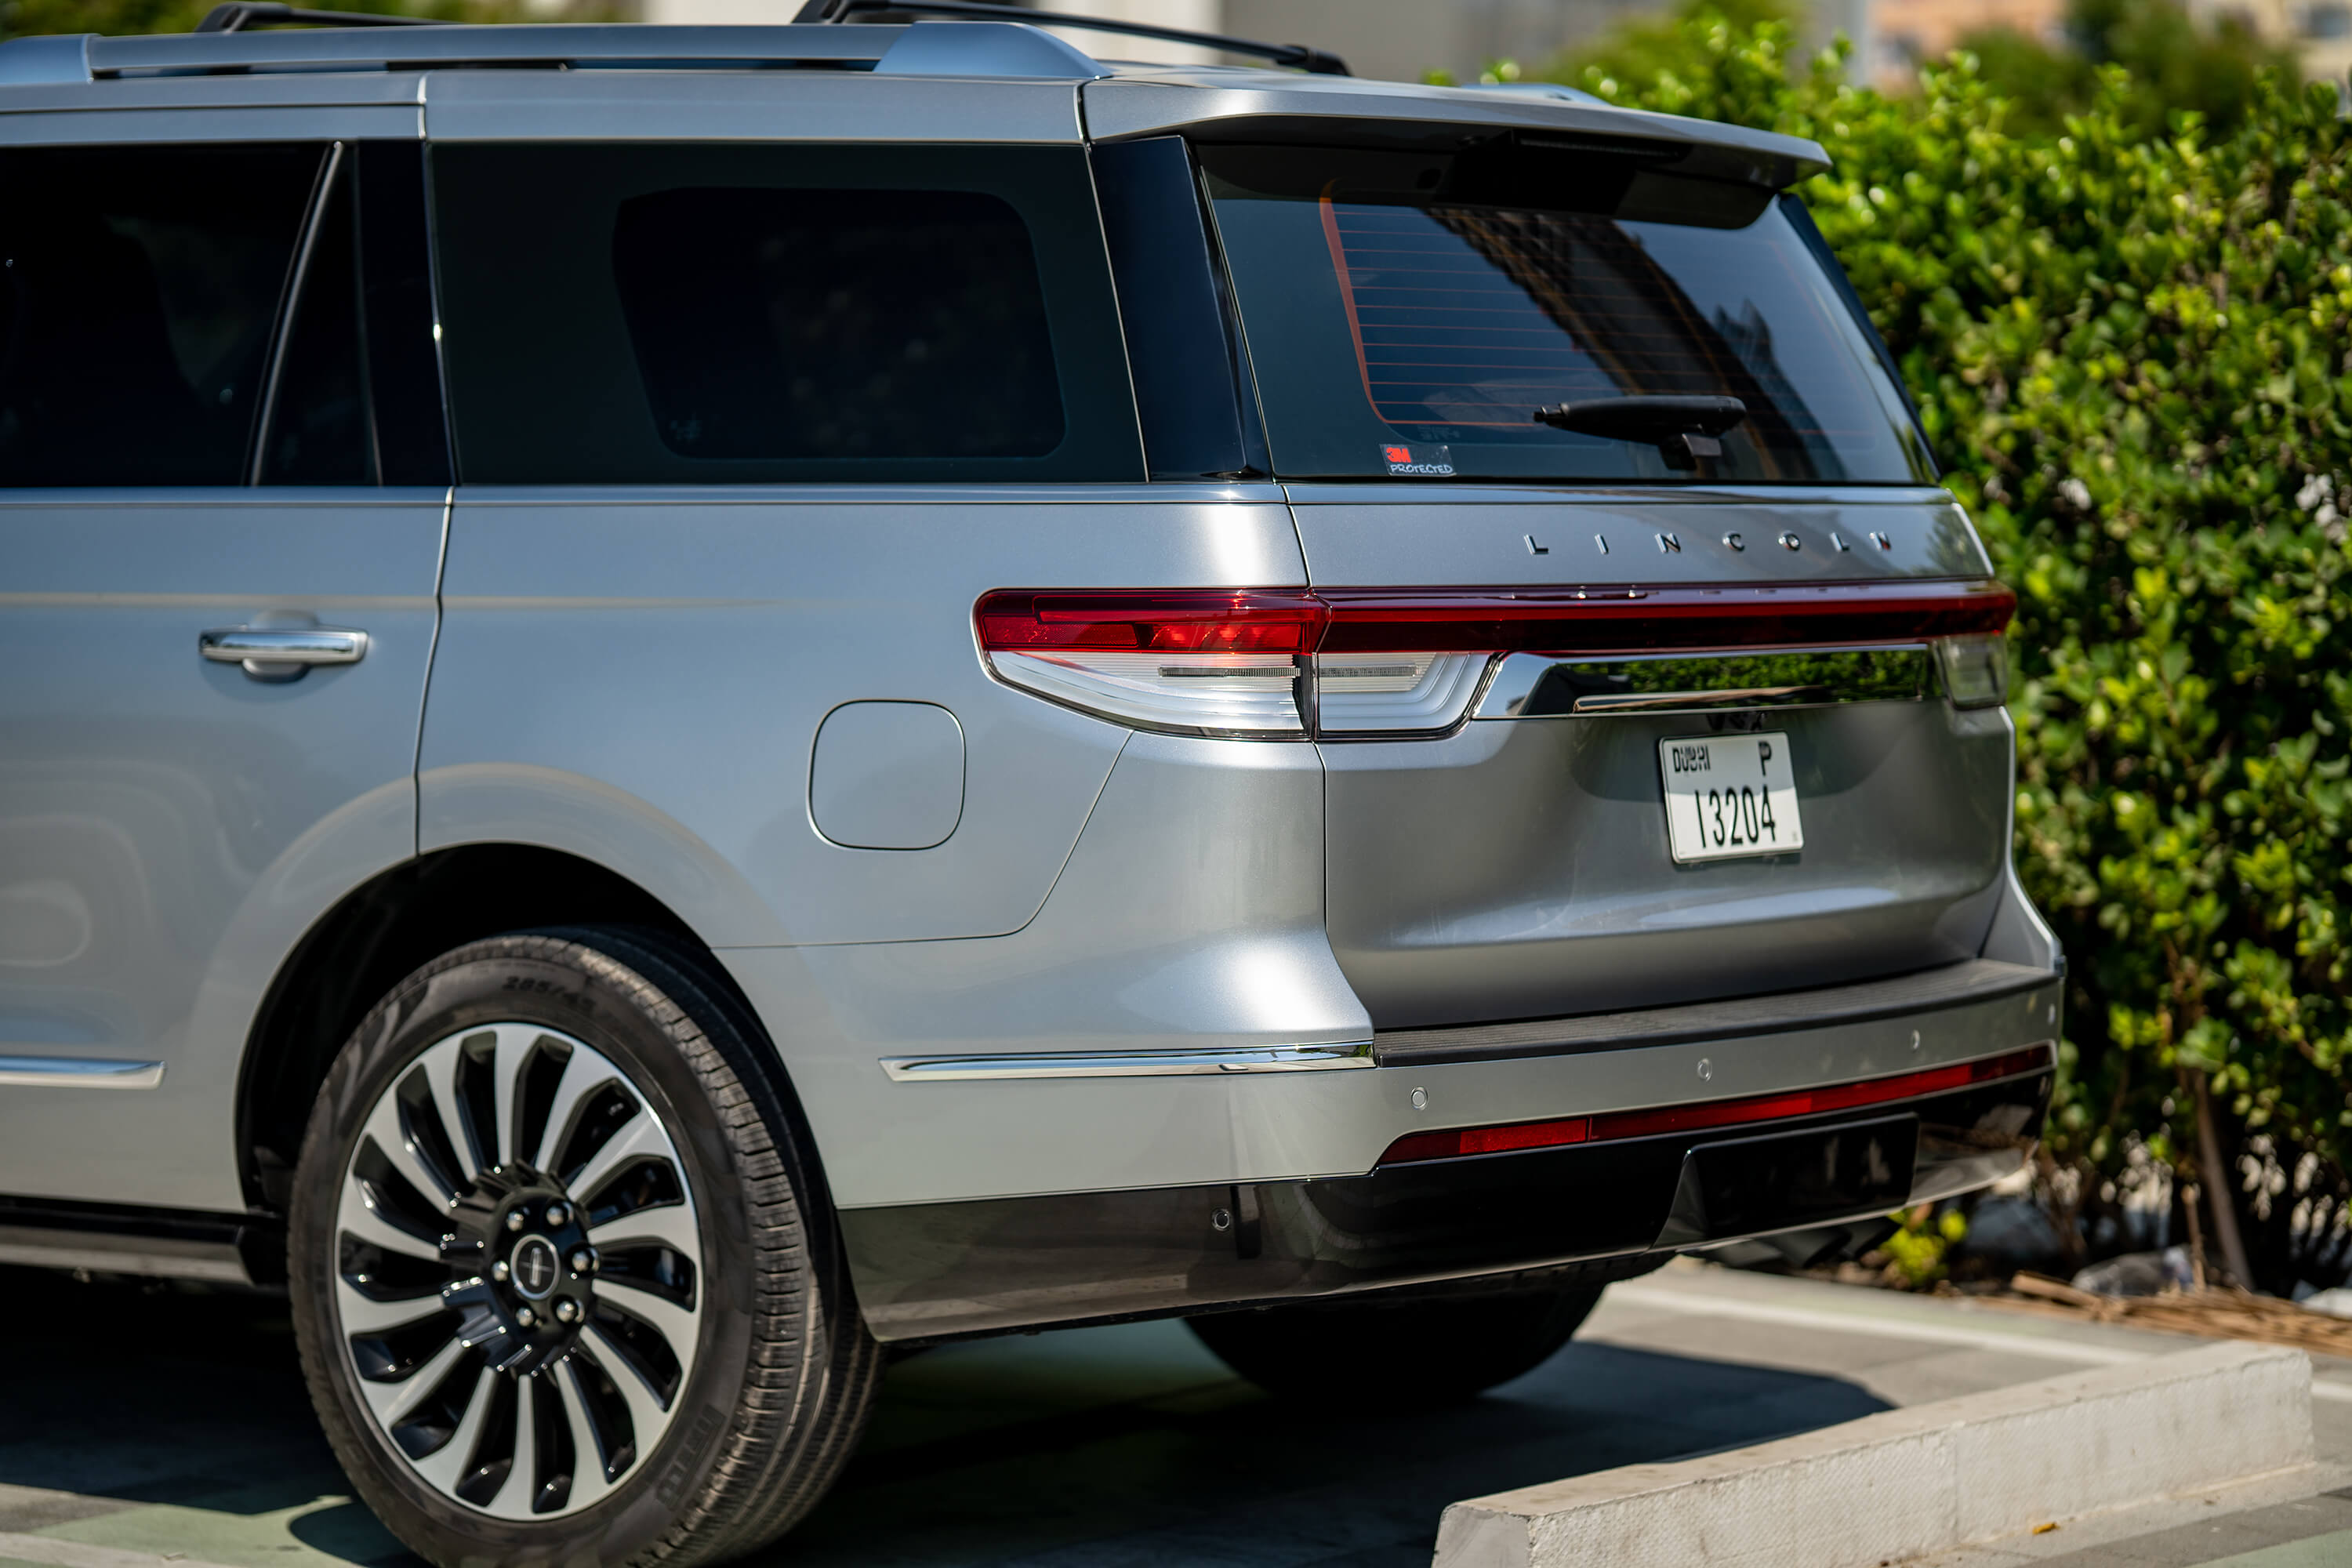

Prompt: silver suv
[0,8,2062,1563]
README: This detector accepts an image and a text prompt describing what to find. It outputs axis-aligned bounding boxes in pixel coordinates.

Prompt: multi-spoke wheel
[333,1023,703,1518]
[290,930,881,1568]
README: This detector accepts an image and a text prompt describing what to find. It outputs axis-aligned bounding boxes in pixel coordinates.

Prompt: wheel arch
[234,843,766,1218]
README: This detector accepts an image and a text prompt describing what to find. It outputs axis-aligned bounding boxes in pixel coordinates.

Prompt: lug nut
[515,1305,536,1327]
[491,1259,510,1283]
[571,1249,597,1273]
[555,1298,581,1324]
[544,1201,570,1228]
[505,1209,526,1232]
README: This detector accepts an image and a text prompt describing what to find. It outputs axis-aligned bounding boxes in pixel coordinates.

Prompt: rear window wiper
[1534,395,1747,470]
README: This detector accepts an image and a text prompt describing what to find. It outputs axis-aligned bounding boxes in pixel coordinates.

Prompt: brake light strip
[1377,1042,2054,1165]
[975,579,2015,659]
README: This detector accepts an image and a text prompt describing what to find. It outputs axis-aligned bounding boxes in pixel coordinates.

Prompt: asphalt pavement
[2,1258,2346,1567]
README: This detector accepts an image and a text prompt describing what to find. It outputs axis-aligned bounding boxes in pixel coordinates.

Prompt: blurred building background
[640,1,1847,82]
[639,0,2343,89]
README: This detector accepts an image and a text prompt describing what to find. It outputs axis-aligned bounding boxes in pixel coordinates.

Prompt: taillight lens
[1315,652,1492,733]
[975,582,2015,739]
[975,591,1323,739]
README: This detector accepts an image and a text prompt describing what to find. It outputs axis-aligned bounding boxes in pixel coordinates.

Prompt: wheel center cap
[510,1234,561,1299]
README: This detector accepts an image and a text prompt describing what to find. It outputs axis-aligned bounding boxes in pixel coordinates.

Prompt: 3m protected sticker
[1380,443,1454,476]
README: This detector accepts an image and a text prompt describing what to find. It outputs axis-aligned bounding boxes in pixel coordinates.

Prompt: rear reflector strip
[1377,1043,2054,1166]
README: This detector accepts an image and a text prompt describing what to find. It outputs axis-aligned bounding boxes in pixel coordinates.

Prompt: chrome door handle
[199,626,369,679]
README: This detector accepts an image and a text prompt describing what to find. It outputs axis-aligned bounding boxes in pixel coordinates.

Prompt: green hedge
[1566,13,2352,1286]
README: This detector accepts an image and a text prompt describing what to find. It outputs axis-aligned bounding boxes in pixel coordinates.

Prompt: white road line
[0,1535,247,1568]
[1602,1281,2352,1402]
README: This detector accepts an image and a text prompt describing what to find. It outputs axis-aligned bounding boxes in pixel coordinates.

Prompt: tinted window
[0,144,321,486]
[432,144,1142,484]
[1091,136,1266,481]
[613,187,1061,462]
[262,151,372,484]
[1200,142,1933,485]
[353,141,455,488]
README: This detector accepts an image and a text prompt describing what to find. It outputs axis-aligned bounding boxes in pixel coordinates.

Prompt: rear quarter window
[430,143,1142,484]
[1199,140,1933,485]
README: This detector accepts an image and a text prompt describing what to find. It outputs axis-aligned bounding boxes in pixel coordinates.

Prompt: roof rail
[194,3,442,30]
[795,0,1348,75]
[0,21,1105,84]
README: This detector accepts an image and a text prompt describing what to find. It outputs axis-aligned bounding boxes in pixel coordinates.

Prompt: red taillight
[1376,1044,2053,1166]
[1316,579,2016,656]
[976,581,2013,659]
[975,590,1327,655]
[974,580,2015,739]
[1381,1116,1590,1164]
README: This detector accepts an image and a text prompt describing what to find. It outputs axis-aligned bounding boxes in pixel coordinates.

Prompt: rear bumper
[844,1058,2050,1341]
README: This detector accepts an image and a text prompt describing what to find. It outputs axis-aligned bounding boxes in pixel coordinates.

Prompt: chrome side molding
[1479,644,1933,719]
[0,1054,167,1090]
[881,1040,1374,1081]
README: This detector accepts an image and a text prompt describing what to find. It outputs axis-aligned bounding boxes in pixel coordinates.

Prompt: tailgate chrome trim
[1374,959,2055,1066]
[1480,644,1934,719]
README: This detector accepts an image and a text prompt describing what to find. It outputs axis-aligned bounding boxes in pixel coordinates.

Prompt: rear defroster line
[1378,1042,2054,1165]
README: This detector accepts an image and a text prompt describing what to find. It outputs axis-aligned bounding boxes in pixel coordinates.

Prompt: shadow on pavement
[0,1265,1890,1567]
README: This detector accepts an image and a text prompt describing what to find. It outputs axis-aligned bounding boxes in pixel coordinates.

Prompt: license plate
[1658,731,1804,862]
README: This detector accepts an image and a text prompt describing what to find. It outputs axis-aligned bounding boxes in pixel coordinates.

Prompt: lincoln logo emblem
[510,1235,560,1299]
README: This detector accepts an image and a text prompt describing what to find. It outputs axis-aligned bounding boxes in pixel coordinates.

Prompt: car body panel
[0,490,444,1206]
[418,488,1303,947]
[1323,701,2012,1028]
[720,729,1365,1208]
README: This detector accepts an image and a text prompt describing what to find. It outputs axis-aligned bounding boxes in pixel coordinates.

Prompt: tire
[288,928,881,1568]
[1187,1284,1603,1407]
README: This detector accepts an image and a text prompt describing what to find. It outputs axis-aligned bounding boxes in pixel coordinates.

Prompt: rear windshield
[1200,142,1932,485]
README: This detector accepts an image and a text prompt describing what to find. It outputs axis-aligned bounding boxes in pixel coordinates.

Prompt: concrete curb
[1432,1341,2316,1568]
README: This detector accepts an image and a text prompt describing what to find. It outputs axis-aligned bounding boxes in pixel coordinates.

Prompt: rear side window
[1200,141,1934,485]
[0,143,320,486]
[431,143,1142,484]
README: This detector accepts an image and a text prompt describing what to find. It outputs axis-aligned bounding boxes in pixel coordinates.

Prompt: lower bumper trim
[842,1069,2051,1342]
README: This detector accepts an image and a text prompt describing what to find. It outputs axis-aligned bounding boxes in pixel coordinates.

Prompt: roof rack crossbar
[195,3,445,31]
[794,0,1348,75]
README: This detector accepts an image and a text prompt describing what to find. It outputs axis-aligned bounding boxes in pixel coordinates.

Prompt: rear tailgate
[1296,488,2012,1029]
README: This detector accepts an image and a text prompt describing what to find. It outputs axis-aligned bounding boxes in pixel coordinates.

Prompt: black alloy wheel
[289,929,880,1567]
